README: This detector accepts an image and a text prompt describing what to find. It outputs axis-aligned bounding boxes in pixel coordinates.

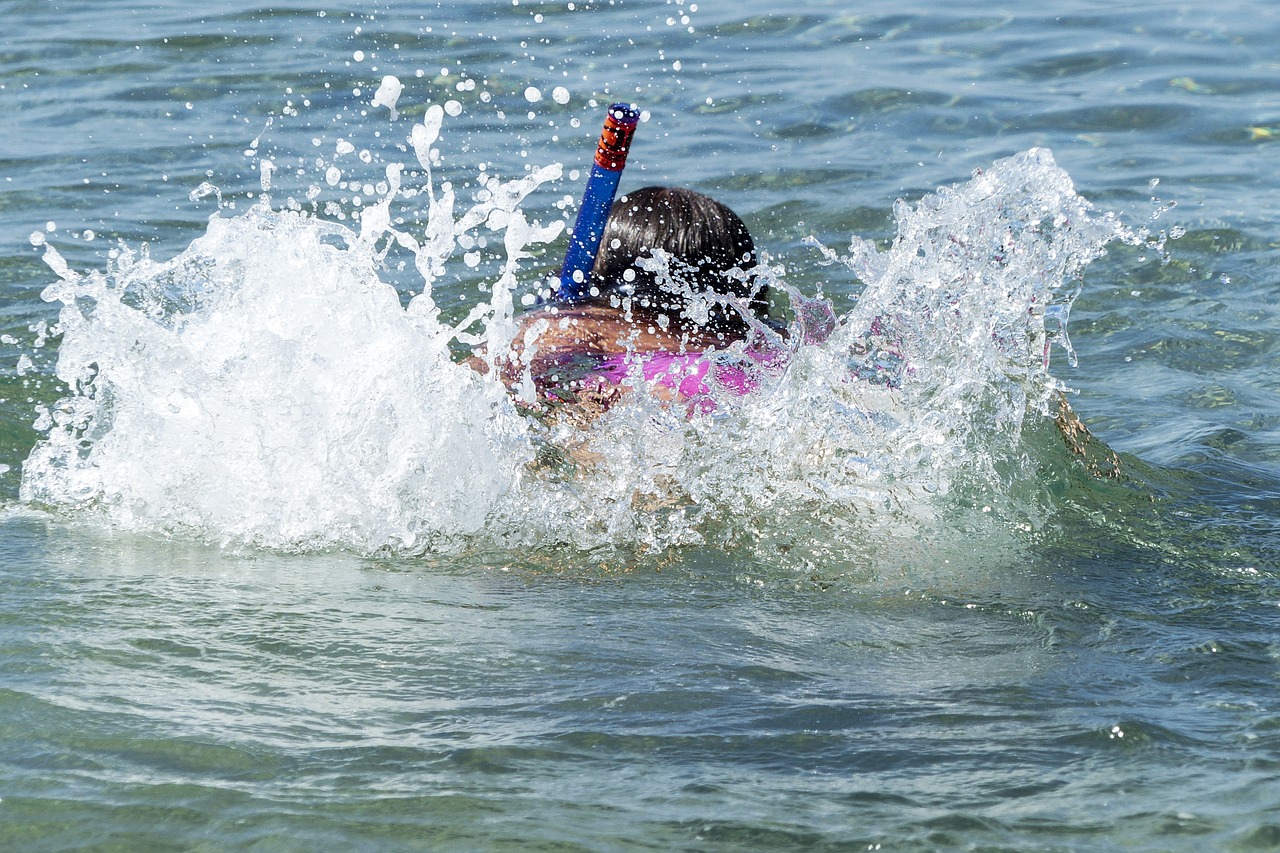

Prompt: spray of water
[486,149,1140,564]
[19,105,1135,562]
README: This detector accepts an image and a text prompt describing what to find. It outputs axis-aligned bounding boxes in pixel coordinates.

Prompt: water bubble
[353,50,365,62]
[524,86,543,103]
[411,108,445,171]
[371,75,404,120]
[444,100,462,117]
[188,181,222,203]
[552,86,570,104]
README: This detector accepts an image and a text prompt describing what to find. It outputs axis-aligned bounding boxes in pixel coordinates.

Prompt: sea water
[2,1,1279,851]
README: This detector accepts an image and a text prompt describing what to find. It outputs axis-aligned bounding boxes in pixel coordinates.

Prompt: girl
[475,185,787,419]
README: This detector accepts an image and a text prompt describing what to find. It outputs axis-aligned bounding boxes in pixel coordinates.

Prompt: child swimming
[468,187,1122,481]
[466,107,1119,481]
[471,184,789,419]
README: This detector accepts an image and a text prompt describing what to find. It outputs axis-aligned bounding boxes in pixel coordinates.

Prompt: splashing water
[19,113,1132,559]
[495,149,1139,563]
[20,112,568,554]
[370,75,404,121]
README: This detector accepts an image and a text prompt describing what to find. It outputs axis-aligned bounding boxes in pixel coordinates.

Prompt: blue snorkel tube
[555,103,641,302]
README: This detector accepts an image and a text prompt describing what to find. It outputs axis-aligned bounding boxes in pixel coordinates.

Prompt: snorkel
[555,102,640,302]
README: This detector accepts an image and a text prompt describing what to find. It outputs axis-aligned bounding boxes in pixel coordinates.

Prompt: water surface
[2,1,1279,850]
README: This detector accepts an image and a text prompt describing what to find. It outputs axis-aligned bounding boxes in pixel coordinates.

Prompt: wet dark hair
[586,186,769,338]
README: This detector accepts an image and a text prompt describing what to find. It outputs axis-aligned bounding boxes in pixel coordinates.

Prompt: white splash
[21,116,568,554]
[371,75,404,120]
[20,112,1128,561]
[487,149,1132,556]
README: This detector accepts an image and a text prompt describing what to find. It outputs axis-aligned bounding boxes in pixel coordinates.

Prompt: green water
[2,1,1280,850]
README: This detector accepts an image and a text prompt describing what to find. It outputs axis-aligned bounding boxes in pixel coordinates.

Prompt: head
[586,186,769,339]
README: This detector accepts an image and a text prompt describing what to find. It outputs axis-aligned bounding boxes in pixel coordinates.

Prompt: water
[2,0,1279,850]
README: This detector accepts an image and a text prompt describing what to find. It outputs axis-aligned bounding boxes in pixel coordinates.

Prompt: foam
[21,109,1131,561]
